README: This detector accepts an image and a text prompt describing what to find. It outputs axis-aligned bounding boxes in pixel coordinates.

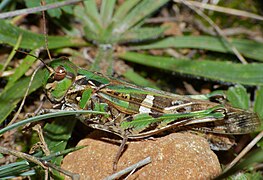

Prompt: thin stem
[104,157,151,180]
[174,0,248,64]
[224,131,263,173]
[0,0,82,19]
[0,146,47,169]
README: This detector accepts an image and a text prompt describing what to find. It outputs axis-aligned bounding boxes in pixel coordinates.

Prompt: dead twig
[223,131,263,173]
[104,157,151,180]
[42,161,80,180]
[173,0,263,21]
[0,146,47,169]
[174,0,248,64]
[0,0,82,19]
[7,65,42,126]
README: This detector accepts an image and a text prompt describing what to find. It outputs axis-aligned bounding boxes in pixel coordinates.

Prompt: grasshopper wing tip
[227,110,261,134]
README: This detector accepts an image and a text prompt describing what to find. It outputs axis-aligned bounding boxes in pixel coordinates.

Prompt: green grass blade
[83,0,102,27]
[0,147,84,178]
[0,161,33,178]
[100,0,116,27]
[0,70,46,124]
[4,50,36,91]
[119,27,167,43]
[119,52,263,86]
[74,0,102,34]
[113,0,141,23]
[0,34,22,74]
[113,0,169,34]
[130,36,263,61]
[123,68,159,89]
[24,0,74,18]
[0,20,88,49]
[0,110,107,135]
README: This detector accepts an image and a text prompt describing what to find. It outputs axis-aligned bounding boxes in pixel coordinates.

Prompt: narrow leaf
[113,0,141,23]
[0,110,107,135]
[123,69,159,89]
[130,36,263,62]
[0,20,88,49]
[0,34,22,74]
[119,27,167,43]
[100,0,116,27]
[74,0,102,34]
[5,50,37,91]
[119,52,263,86]
[114,0,169,34]
[0,70,46,124]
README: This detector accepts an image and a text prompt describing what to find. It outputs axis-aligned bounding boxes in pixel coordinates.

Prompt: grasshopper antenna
[8,0,53,126]
[41,0,52,61]
[15,49,53,73]
[9,50,53,126]
[8,64,42,126]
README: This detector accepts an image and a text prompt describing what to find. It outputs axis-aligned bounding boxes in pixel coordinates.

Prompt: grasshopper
[40,57,260,170]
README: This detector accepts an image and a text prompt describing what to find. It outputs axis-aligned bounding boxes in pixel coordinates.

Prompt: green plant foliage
[228,171,263,180]
[216,149,263,179]
[0,70,46,124]
[74,0,169,73]
[25,0,74,18]
[0,146,84,178]
[130,36,263,62]
[0,20,88,49]
[74,0,168,44]
[226,85,250,110]
[119,52,263,86]
[1,0,263,179]
[254,86,263,120]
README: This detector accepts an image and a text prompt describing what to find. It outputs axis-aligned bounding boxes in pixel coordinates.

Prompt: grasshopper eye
[54,66,66,81]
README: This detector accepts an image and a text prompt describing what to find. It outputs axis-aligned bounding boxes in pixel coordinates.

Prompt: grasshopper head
[44,57,78,103]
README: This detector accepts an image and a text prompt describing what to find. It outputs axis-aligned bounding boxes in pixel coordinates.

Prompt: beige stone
[61,131,221,179]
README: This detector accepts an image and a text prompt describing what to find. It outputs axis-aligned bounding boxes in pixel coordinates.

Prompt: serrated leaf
[226,85,249,110]
[119,52,263,86]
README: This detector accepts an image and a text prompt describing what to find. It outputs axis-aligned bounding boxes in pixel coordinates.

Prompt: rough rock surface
[61,131,221,179]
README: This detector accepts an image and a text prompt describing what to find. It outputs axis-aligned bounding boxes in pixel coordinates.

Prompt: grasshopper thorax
[44,57,78,103]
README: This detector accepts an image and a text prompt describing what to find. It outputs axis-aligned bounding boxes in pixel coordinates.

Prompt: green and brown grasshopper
[40,57,260,170]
